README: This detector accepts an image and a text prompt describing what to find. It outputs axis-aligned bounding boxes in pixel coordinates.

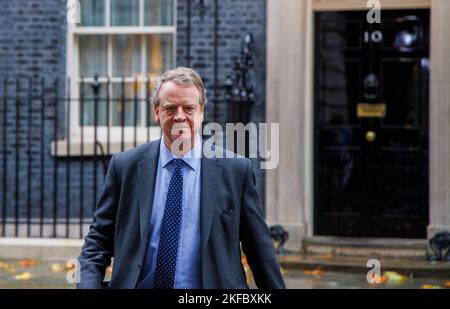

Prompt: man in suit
[77,67,285,289]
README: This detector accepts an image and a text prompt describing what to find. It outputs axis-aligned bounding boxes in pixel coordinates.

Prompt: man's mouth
[171,124,191,135]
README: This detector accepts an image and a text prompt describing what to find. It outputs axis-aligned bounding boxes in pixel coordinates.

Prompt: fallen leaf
[50,263,64,273]
[0,262,11,270]
[17,258,39,267]
[241,255,250,272]
[382,271,407,283]
[421,284,442,289]
[0,262,16,273]
[64,261,76,270]
[368,272,386,284]
[241,255,253,285]
[14,272,32,280]
[106,266,113,275]
[304,269,323,276]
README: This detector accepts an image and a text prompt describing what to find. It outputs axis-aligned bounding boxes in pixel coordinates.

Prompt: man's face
[153,81,204,153]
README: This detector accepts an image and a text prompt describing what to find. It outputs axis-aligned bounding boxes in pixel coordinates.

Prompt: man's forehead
[160,81,198,94]
[159,83,200,103]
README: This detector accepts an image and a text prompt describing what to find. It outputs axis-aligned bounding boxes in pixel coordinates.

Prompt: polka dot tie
[153,159,184,289]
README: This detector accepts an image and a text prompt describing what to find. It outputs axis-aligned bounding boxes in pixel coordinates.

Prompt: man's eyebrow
[163,101,197,107]
[161,101,177,107]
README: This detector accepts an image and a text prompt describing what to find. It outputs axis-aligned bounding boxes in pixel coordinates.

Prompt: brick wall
[0,0,66,78]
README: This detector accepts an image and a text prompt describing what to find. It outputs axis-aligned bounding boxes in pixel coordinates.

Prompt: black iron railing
[0,76,159,239]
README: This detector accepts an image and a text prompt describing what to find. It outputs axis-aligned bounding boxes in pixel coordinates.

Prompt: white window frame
[62,0,177,154]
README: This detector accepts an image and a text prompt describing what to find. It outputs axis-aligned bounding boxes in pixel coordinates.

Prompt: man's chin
[171,133,193,142]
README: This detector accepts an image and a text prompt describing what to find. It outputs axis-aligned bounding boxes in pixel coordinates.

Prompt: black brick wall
[0,0,66,78]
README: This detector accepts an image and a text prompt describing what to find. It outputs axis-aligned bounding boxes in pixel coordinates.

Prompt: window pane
[112,35,141,77]
[145,0,174,26]
[79,0,105,27]
[79,82,108,126]
[111,0,139,26]
[79,35,107,77]
[112,82,142,126]
[146,34,173,77]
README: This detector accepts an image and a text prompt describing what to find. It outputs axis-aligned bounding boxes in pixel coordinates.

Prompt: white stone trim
[312,0,430,11]
[64,0,177,145]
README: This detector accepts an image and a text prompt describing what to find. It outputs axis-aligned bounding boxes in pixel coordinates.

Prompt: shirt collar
[160,134,202,171]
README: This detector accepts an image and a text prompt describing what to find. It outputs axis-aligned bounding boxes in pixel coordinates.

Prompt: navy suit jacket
[77,140,285,289]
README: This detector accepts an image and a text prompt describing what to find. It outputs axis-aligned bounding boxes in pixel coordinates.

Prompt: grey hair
[150,67,207,107]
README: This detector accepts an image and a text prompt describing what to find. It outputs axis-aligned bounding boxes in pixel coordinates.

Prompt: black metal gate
[314,10,430,238]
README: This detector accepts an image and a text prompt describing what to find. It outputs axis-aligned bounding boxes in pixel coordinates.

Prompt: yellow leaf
[383,271,407,283]
[0,262,11,270]
[50,263,64,273]
[304,269,323,276]
[64,260,77,270]
[106,266,113,275]
[14,272,32,280]
[421,284,442,289]
[0,262,16,273]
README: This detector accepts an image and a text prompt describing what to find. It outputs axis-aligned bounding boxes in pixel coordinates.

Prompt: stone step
[302,236,429,259]
[278,253,450,278]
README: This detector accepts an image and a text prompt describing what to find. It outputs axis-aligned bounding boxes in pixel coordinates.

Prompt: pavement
[278,253,450,289]
[278,253,450,278]
[1,253,449,289]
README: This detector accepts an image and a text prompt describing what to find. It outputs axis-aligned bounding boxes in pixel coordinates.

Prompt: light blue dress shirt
[137,136,202,289]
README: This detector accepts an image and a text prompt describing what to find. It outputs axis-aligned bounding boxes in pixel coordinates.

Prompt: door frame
[313,0,430,11]
[266,0,440,251]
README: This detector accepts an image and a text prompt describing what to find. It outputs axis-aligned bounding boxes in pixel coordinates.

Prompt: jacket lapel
[137,140,160,246]
[200,156,222,258]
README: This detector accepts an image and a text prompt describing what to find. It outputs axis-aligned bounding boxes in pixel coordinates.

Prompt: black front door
[314,10,430,238]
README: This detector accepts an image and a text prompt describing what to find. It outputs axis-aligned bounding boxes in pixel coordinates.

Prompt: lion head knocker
[428,231,450,262]
[270,225,289,256]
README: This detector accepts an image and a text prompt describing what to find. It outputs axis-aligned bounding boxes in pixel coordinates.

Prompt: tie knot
[172,158,183,170]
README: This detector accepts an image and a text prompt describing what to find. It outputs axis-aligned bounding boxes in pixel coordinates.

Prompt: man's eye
[164,107,176,114]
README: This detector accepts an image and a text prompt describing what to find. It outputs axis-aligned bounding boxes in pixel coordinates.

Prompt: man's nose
[173,106,186,121]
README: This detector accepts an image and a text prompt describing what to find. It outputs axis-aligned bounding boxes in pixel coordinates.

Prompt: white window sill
[50,127,161,157]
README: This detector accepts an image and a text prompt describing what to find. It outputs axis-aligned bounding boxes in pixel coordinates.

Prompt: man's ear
[152,104,160,124]
[200,105,205,122]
